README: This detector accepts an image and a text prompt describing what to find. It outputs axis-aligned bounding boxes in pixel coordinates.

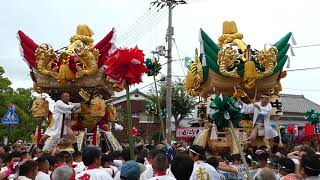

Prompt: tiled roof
[279,94,320,113]
[107,88,151,103]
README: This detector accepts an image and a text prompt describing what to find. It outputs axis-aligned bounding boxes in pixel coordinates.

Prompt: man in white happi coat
[240,95,278,146]
[188,145,220,180]
[40,92,81,145]
[76,147,113,180]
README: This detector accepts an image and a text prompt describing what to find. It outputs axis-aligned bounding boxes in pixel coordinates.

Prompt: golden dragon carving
[35,44,59,78]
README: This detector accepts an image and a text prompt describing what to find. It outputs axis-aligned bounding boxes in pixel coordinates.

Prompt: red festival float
[18,24,146,152]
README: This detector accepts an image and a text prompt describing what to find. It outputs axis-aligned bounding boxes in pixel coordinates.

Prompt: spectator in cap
[188,145,220,180]
[120,160,145,180]
[75,146,113,180]
[114,148,133,180]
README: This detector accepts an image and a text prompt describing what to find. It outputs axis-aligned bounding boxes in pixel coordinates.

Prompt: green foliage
[0,66,36,144]
[148,79,197,127]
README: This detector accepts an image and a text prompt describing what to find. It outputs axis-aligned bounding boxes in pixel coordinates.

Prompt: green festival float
[185,21,293,177]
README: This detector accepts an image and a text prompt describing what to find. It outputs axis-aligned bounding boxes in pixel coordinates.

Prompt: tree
[0,66,37,144]
[148,79,197,128]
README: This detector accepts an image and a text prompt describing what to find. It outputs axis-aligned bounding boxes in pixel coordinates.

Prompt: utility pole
[166,0,173,144]
[151,0,186,144]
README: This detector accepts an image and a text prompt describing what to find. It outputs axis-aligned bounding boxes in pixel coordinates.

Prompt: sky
[0,0,320,104]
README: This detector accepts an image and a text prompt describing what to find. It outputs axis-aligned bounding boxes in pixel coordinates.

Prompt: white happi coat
[189,160,220,180]
[44,100,80,138]
[76,168,113,180]
[241,102,278,139]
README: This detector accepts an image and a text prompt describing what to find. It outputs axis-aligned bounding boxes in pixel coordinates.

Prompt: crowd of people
[0,141,319,180]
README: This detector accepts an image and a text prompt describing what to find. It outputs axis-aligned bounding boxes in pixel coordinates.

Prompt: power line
[284,88,320,92]
[119,9,165,46]
[173,39,186,75]
[117,6,167,46]
[121,9,167,46]
[117,8,154,44]
[286,66,320,72]
[292,44,320,49]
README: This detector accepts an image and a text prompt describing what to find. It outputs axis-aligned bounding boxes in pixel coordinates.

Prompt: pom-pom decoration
[132,126,138,137]
[145,101,158,115]
[145,58,162,76]
[304,123,314,138]
[210,94,243,128]
[105,46,147,86]
[305,110,320,125]
[145,101,166,119]
[287,125,295,134]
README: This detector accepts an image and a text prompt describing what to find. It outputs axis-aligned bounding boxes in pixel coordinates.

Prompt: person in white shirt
[75,146,113,180]
[72,151,85,174]
[40,92,81,146]
[140,148,160,180]
[113,148,132,180]
[217,154,246,180]
[35,156,50,180]
[112,151,125,169]
[240,95,278,146]
[188,145,220,180]
[101,153,118,177]
[17,160,38,180]
[148,153,176,180]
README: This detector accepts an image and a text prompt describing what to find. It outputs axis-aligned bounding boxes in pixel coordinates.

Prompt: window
[132,112,140,118]
[139,113,154,123]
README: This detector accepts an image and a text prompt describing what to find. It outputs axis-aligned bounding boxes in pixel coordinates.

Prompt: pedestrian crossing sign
[2,108,19,125]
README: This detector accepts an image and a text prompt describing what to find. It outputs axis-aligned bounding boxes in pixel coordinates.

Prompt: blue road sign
[2,108,19,125]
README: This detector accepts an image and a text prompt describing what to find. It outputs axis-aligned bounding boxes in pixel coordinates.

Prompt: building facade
[107,89,162,143]
[276,94,320,126]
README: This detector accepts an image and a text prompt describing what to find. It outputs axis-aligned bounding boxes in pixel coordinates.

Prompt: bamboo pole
[228,120,252,180]
[125,84,134,160]
[153,75,166,142]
